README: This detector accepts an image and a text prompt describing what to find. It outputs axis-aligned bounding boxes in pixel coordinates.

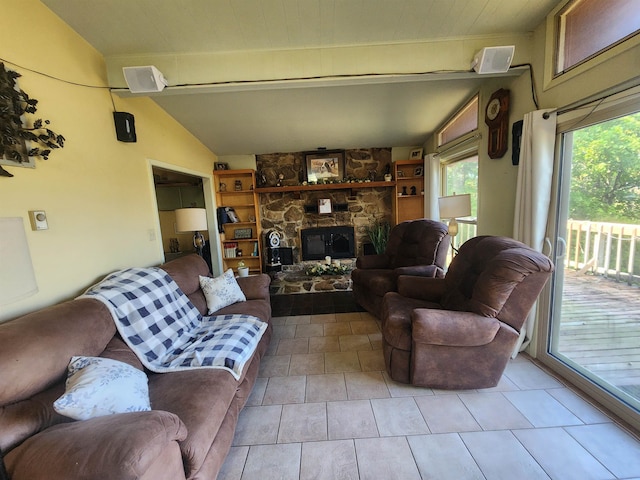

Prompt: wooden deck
[557,270,640,398]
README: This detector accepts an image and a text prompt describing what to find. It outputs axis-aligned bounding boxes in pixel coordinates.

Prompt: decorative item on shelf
[397,170,404,177]
[214,162,228,170]
[219,182,227,192]
[236,247,243,257]
[237,260,249,277]
[276,173,284,187]
[248,214,256,223]
[384,173,392,182]
[402,186,408,196]
[234,227,252,239]
[0,63,66,177]
[409,148,423,160]
[175,208,208,257]
[438,193,472,254]
[410,186,417,195]
[252,241,259,256]
[318,198,332,214]
[234,180,242,191]
[414,166,423,177]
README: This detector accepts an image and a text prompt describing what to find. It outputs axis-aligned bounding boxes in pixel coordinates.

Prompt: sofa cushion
[53,356,151,421]
[199,270,246,314]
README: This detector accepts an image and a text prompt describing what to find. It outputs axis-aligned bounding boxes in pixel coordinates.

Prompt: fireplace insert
[301,226,355,261]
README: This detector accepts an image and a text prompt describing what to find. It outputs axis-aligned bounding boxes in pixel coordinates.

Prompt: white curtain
[512,109,557,356]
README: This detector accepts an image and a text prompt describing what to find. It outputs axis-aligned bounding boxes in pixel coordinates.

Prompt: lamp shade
[175,208,207,232]
[438,194,472,219]
[0,217,38,304]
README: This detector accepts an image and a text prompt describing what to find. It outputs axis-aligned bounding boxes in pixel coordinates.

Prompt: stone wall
[257,148,393,262]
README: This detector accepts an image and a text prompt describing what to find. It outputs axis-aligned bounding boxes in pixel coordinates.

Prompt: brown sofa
[381,236,553,389]
[0,254,272,480]
[351,219,450,316]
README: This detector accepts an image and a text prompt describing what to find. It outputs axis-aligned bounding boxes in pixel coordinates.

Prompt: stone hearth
[269,259,355,295]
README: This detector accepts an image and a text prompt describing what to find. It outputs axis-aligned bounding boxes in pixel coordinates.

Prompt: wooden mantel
[255,180,395,194]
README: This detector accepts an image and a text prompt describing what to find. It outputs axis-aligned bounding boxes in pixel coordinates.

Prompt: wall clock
[484,88,510,159]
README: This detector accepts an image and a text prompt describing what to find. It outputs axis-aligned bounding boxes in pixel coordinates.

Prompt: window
[442,156,478,218]
[554,0,640,75]
[437,95,478,147]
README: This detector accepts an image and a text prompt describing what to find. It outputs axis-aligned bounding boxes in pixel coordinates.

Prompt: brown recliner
[381,236,554,389]
[351,219,450,317]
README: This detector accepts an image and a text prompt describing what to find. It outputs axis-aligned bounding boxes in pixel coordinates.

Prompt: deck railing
[564,220,640,285]
[443,219,639,286]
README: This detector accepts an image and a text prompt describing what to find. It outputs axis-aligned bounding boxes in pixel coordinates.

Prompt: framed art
[234,227,253,239]
[409,148,423,160]
[414,166,423,177]
[318,198,332,214]
[214,162,229,170]
[304,150,345,183]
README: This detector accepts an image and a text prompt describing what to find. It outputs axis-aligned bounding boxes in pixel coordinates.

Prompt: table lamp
[438,193,471,240]
[175,208,208,256]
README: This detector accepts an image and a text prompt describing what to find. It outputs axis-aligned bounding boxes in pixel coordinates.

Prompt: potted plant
[237,260,249,277]
[365,220,390,254]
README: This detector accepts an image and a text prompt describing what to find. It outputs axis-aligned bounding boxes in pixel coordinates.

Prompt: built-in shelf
[255,180,394,194]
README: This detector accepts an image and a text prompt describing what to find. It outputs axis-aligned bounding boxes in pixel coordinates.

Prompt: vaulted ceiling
[41,0,560,155]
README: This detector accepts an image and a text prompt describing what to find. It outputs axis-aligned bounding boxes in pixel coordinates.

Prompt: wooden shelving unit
[255,180,394,195]
[213,169,262,274]
[392,159,425,224]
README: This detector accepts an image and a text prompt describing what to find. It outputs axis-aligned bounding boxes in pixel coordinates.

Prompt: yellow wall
[0,1,217,321]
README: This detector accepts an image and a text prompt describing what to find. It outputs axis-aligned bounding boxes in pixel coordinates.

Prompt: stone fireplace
[256,148,394,294]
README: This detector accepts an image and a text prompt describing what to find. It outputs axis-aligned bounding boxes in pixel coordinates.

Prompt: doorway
[151,165,215,272]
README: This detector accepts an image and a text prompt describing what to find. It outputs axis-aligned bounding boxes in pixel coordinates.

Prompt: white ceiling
[41,0,560,156]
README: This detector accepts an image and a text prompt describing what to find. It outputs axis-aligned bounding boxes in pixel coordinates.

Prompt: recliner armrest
[397,276,446,302]
[236,273,271,300]
[393,265,441,279]
[411,309,500,347]
[356,254,390,270]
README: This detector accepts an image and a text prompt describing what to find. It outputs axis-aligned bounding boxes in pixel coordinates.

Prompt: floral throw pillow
[53,356,151,421]
[199,269,246,314]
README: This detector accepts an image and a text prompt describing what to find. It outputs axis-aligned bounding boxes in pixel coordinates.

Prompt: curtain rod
[435,133,482,157]
[543,79,640,119]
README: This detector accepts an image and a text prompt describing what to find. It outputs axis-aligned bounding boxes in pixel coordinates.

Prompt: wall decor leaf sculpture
[0,63,65,177]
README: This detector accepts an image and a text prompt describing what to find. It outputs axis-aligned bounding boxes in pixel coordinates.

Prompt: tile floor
[219,311,640,480]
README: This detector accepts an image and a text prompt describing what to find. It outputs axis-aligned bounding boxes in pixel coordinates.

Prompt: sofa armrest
[411,309,500,347]
[356,254,390,270]
[397,276,447,302]
[236,274,270,300]
[5,411,187,480]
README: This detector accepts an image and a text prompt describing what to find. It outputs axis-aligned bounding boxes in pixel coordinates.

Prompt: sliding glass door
[543,109,640,426]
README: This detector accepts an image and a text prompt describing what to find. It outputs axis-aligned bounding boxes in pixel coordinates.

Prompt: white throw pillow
[199,269,246,314]
[53,356,151,421]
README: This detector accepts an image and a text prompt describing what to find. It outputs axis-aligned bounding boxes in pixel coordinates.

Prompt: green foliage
[444,156,478,216]
[365,220,390,254]
[569,113,640,223]
[306,263,350,276]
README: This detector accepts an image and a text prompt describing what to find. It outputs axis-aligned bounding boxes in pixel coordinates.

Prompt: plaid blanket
[80,267,266,380]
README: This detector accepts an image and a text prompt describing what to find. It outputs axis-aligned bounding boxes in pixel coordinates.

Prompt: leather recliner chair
[381,236,554,389]
[351,219,450,317]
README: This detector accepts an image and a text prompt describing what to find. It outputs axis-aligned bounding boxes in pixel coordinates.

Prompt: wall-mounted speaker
[122,65,168,93]
[113,112,137,142]
[471,46,515,74]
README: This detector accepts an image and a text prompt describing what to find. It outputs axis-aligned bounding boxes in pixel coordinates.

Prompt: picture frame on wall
[304,150,345,183]
[318,198,332,214]
[409,148,423,160]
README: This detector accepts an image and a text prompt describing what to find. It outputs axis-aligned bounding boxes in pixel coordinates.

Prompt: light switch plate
[29,210,48,230]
